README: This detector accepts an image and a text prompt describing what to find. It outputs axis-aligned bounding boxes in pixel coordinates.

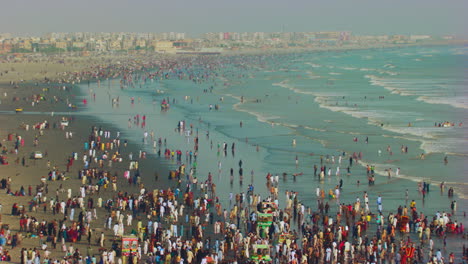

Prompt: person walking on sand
[100,232,105,247]
[377,195,382,213]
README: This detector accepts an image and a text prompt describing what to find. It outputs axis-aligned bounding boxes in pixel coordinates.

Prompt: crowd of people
[2,116,465,264]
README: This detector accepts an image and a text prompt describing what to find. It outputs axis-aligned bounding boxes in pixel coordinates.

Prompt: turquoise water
[79,45,468,224]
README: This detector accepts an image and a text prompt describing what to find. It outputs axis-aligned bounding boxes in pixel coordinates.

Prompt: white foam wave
[226,93,281,125]
[273,122,299,129]
[314,91,466,155]
[356,161,468,199]
[232,101,280,124]
[420,137,468,155]
[380,126,468,155]
[416,96,468,110]
[301,125,326,132]
[365,75,468,109]
[274,80,467,156]
[377,70,398,76]
[272,81,315,95]
[381,126,437,139]
[305,71,322,79]
[305,62,322,68]
[314,96,351,113]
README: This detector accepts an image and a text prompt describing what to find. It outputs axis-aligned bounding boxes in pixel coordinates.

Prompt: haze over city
[1,0,467,36]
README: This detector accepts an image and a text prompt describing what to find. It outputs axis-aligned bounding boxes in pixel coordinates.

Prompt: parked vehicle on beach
[249,244,272,263]
[31,151,43,159]
[60,117,69,127]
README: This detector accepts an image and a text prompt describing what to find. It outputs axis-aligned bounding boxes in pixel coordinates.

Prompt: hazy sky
[1,0,466,36]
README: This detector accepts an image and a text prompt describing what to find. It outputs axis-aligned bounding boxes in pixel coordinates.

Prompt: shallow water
[78,46,468,229]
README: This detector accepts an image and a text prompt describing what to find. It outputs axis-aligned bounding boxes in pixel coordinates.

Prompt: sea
[78,45,468,225]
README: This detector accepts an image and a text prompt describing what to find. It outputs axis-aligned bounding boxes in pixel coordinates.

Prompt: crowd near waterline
[0,47,467,264]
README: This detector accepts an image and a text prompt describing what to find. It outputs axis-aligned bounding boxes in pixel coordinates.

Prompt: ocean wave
[381,126,438,139]
[226,93,281,125]
[314,96,351,113]
[305,62,322,68]
[382,126,468,155]
[365,75,468,109]
[314,92,466,155]
[420,137,468,155]
[305,71,322,79]
[273,81,315,95]
[314,95,392,124]
[416,96,468,110]
[232,101,280,124]
[376,70,398,76]
[341,67,357,71]
[450,47,468,55]
[274,80,467,156]
[301,125,327,132]
[355,160,468,199]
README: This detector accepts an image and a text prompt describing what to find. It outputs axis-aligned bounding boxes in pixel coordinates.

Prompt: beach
[0,46,467,264]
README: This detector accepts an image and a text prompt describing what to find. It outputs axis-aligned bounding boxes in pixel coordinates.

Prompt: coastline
[0,47,466,263]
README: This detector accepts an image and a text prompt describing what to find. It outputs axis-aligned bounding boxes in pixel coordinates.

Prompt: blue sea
[79,45,468,223]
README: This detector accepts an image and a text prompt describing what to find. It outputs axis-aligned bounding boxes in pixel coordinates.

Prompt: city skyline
[0,0,466,37]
